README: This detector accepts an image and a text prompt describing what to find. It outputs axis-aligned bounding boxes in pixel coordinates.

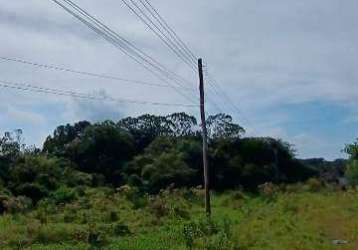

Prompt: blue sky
[0,0,357,160]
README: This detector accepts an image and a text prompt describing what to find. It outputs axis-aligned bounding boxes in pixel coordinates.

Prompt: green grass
[1,185,358,250]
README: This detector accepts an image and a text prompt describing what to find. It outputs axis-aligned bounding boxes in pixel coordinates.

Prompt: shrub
[140,152,196,193]
[346,160,358,186]
[305,178,323,192]
[3,196,32,214]
[88,225,108,248]
[258,182,279,199]
[52,186,77,204]
[63,209,77,223]
[148,196,169,218]
[64,168,93,187]
[108,211,119,222]
[92,174,106,187]
[15,183,48,204]
[34,225,74,244]
[9,156,66,193]
[0,194,10,214]
[118,185,147,209]
[183,218,218,240]
[183,187,205,205]
[113,223,131,236]
[204,231,234,250]
[183,218,236,250]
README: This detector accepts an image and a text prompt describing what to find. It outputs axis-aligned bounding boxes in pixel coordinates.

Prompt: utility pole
[198,58,211,216]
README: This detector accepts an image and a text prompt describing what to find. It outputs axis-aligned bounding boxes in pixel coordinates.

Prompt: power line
[121,0,227,113]
[0,79,198,108]
[121,0,196,69]
[52,0,198,104]
[52,0,236,116]
[139,0,197,63]
[61,0,198,91]
[54,0,225,115]
[205,70,258,134]
[0,56,195,90]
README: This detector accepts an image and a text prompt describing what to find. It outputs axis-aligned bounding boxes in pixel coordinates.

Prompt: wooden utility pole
[198,58,211,216]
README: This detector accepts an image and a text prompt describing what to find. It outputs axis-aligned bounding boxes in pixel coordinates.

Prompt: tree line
[1,113,318,206]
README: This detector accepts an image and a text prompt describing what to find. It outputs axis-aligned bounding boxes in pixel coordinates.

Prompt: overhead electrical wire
[51,0,247,119]
[51,0,198,104]
[62,0,184,83]
[62,0,199,93]
[120,0,226,113]
[205,70,258,134]
[121,0,195,69]
[133,1,251,118]
[122,0,226,114]
[0,56,195,90]
[139,0,197,63]
[52,0,225,115]
[0,79,198,108]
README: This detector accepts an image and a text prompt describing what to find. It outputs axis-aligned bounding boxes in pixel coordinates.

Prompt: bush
[113,223,131,236]
[258,182,279,199]
[15,183,48,204]
[52,186,77,204]
[63,209,77,223]
[148,196,169,218]
[107,211,119,222]
[305,178,323,192]
[346,160,358,186]
[183,218,236,250]
[2,196,32,214]
[118,185,147,209]
[63,168,93,187]
[141,152,196,193]
[88,226,108,248]
[0,194,10,214]
[35,226,70,244]
[204,232,234,250]
[10,156,65,191]
[147,190,191,219]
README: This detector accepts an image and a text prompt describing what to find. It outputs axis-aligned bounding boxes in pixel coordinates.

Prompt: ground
[0,184,357,250]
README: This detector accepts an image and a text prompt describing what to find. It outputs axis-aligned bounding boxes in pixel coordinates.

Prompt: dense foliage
[1,112,318,204]
[344,139,358,185]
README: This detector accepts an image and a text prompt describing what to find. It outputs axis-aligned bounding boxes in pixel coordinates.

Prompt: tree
[123,137,198,192]
[8,156,67,203]
[346,160,358,186]
[209,137,313,190]
[0,130,24,184]
[43,121,91,156]
[206,114,245,139]
[166,112,198,137]
[141,152,196,193]
[118,114,172,151]
[344,139,358,160]
[344,139,358,185]
[67,121,135,185]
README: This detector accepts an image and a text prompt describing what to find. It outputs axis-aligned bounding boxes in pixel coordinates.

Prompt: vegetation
[0,185,357,249]
[345,139,358,185]
[0,113,356,249]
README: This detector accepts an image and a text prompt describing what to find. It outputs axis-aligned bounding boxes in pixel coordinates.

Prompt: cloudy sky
[0,0,357,159]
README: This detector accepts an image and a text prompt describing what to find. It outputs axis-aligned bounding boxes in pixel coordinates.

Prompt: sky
[0,0,357,160]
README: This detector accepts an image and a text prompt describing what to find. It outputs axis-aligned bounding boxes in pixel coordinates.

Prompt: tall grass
[0,185,357,249]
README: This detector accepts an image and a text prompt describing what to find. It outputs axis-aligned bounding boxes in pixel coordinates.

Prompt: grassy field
[1,184,358,250]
